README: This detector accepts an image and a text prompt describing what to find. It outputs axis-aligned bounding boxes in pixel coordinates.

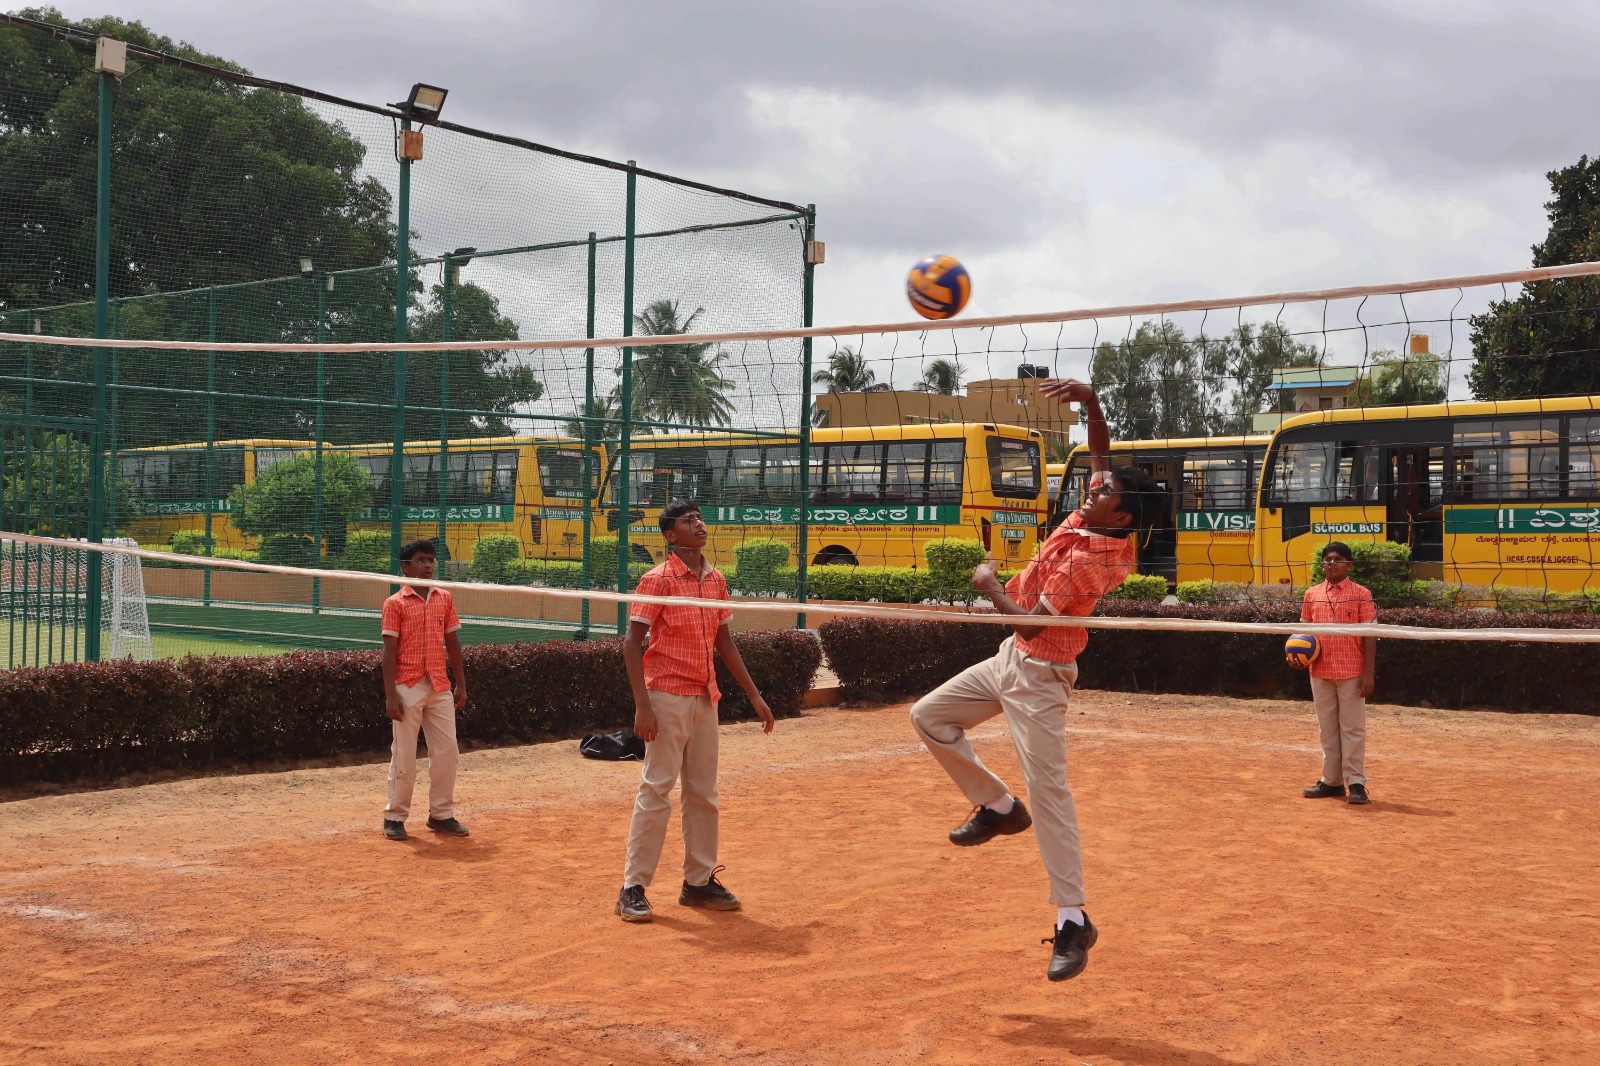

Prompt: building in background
[813,364,1078,452]
[1252,334,1438,432]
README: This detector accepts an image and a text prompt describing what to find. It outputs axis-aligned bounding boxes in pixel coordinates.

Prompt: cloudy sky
[43,0,1596,400]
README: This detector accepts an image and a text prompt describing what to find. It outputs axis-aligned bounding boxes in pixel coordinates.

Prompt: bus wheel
[812,547,858,567]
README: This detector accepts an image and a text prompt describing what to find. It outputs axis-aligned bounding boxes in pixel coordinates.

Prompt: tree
[621,299,735,429]
[1469,154,1600,399]
[228,451,372,555]
[0,430,136,537]
[562,394,621,440]
[0,11,539,449]
[912,357,965,395]
[1353,349,1449,407]
[1089,320,1321,439]
[811,346,876,393]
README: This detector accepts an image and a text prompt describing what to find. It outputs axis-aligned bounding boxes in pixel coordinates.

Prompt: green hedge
[818,603,1600,713]
[0,630,822,787]
[471,534,521,583]
[338,530,392,573]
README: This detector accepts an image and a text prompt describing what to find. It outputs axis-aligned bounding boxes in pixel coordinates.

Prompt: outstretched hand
[1038,378,1097,406]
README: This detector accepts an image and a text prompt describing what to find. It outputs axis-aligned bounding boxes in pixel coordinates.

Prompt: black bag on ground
[579,728,645,761]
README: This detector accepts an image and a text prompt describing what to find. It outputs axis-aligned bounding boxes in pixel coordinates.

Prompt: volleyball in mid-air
[1284,633,1321,669]
[906,255,972,320]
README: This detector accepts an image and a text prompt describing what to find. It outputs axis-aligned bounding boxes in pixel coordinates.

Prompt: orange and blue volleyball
[1284,633,1320,668]
[906,255,972,320]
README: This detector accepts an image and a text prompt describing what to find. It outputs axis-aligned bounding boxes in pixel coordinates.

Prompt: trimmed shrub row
[0,630,821,787]
[818,602,1600,713]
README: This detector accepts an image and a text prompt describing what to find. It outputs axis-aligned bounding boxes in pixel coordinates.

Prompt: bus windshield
[986,436,1040,500]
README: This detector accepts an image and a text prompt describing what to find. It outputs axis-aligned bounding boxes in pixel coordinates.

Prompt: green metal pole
[107,298,120,536]
[616,163,637,634]
[437,256,451,554]
[581,231,596,637]
[390,121,412,573]
[797,205,816,629]
[312,274,326,613]
[85,65,113,662]
[204,285,217,608]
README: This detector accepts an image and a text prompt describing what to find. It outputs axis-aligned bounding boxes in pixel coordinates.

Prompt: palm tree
[620,299,736,429]
[811,346,876,393]
[562,394,621,440]
[912,357,965,395]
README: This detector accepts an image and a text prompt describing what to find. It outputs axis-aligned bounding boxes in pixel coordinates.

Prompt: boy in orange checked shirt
[381,539,469,841]
[615,499,775,923]
[1294,541,1377,806]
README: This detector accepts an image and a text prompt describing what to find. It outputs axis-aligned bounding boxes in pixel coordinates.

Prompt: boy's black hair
[1321,540,1354,562]
[399,539,438,563]
[1106,467,1167,539]
[659,498,702,535]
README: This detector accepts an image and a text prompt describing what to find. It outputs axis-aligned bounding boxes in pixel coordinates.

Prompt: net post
[390,120,412,575]
[615,162,637,635]
[312,273,326,614]
[107,298,120,537]
[581,231,597,637]
[437,254,452,556]
[85,63,114,663]
[796,204,816,629]
[203,284,217,609]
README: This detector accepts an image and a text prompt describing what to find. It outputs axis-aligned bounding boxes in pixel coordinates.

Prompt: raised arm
[1040,378,1111,481]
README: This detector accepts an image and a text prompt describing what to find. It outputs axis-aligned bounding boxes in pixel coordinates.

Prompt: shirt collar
[401,584,434,600]
[663,551,714,579]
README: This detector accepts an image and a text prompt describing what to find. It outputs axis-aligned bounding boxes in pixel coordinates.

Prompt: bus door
[1133,456,1179,584]
[1382,433,1445,568]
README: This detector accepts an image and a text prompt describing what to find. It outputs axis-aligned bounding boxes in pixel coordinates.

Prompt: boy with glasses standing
[1294,541,1378,806]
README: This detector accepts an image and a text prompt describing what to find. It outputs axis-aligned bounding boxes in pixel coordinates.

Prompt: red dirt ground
[2,692,1598,1064]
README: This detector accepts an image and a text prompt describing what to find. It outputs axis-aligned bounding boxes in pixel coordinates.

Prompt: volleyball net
[5,260,1600,665]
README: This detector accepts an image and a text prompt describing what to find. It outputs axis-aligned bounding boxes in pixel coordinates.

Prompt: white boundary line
[4,261,1598,354]
[9,531,1600,644]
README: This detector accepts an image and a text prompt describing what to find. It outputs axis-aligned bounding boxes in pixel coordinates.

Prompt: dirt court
[2,692,1598,1065]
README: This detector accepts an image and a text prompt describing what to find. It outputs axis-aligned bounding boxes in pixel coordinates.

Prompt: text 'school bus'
[1255,397,1600,591]
[122,437,606,563]
[599,423,1048,570]
[1056,436,1270,585]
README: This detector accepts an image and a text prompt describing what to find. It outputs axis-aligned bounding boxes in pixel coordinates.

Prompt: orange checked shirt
[630,553,734,700]
[381,585,462,690]
[1007,510,1137,664]
[1301,579,1375,679]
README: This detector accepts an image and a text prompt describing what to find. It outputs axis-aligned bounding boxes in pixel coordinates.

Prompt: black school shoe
[949,799,1032,846]
[1347,783,1370,805]
[383,820,407,841]
[680,867,742,911]
[1044,914,1099,982]
[426,816,470,836]
[1302,781,1346,799]
[616,884,653,923]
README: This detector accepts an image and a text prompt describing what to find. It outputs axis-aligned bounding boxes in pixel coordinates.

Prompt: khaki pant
[624,690,720,889]
[910,636,1084,907]
[383,677,459,822]
[1311,676,1367,787]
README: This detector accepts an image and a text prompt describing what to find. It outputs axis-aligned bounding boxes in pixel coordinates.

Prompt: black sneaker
[616,884,653,923]
[949,799,1032,846]
[1302,781,1346,799]
[383,820,407,841]
[426,816,470,836]
[680,866,742,911]
[1347,783,1370,805]
[1044,914,1099,982]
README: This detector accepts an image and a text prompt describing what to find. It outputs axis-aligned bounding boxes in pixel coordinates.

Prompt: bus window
[883,442,924,503]
[537,446,591,500]
[928,440,964,503]
[720,446,765,505]
[254,447,300,477]
[1568,416,1600,497]
[762,445,806,504]
[1181,450,1253,511]
[447,450,517,505]
[986,437,1040,500]
[1268,438,1378,504]
[1451,419,1561,501]
[818,444,883,503]
[606,447,714,507]
[123,446,245,504]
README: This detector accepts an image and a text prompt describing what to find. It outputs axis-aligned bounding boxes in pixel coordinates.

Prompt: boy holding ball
[1294,542,1377,805]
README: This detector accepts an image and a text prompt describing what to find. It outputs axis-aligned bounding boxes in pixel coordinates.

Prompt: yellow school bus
[122,436,606,563]
[599,423,1048,570]
[117,438,313,551]
[1054,436,1270,584]
[1255,398,1600,591]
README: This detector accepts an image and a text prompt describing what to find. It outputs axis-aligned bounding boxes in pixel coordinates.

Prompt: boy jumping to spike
[910,379,1166,982]
[615,499,776,923]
